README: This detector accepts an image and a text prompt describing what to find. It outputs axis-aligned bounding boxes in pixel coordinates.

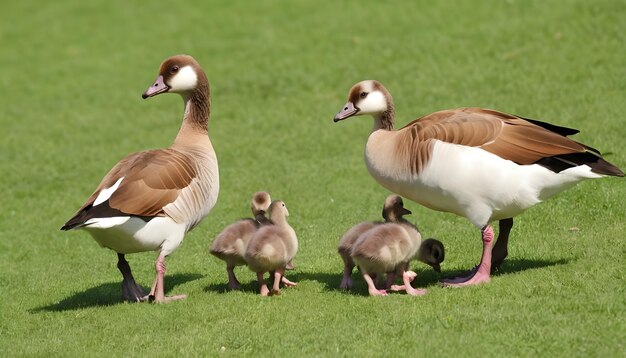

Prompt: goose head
[417,238,445,273]
[142,55,207,99]
[333,80,393,122]
[251,191,272,217]
[268,200,289,221]
[382,195,412,222]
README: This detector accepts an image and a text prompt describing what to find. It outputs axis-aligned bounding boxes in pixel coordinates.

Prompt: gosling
[210,192,272,290]
[351,221,444,296]
[245,200,298,296]
[338,195,412,290]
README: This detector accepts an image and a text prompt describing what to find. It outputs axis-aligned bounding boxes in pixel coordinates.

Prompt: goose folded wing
[62,149,197,229]
[397,108,599,174]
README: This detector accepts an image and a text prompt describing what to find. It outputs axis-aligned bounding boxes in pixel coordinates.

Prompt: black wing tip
[60,220,82,231]
[536,152,624,176]
[519,116,580,136]
[590,159,625,177]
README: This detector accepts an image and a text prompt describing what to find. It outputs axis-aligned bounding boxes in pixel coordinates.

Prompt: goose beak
[142,75,169,99]
[333,102,358,122]
[432,264,441,273]
[401,207,412,216]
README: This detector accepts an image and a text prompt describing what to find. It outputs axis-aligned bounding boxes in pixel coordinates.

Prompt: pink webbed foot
[405,287,427,296]
[387,267,417,292]
[281,276,297,287]
[257,272,271,296]
[441,225,494,288]
[368,288,388,296]
[361,271,388,296]
[391,270,427,296]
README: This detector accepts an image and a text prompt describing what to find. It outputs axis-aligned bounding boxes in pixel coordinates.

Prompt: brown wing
[62,148,196,229]
[397,108,623,176]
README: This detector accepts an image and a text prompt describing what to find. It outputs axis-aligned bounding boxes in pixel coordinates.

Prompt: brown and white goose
[351,220,444,296]
[61,55,219,302]
[210,192,271,290]
[338,194,413,290]
[334,80,623,287]
[244,200,298,296]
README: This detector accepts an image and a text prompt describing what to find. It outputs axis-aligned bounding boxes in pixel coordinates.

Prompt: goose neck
[372,108,395,132]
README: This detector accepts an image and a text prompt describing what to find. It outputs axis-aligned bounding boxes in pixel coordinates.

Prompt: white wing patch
[93,177,124,206]
[84,216,130,229]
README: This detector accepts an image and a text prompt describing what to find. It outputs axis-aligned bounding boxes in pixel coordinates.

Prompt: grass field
[1,0,625,356]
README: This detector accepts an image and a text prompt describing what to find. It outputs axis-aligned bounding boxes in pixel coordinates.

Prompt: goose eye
[360,92,368,98]
[171,66,179,74]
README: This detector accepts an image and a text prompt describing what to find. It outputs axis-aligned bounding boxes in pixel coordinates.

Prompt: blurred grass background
[0,0,624,356]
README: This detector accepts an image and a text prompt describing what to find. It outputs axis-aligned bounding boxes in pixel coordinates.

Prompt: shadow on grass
[441,257,572,280]
[203,280,260,294]
[289,269,445,296]
[31,273,203,313]
[203,258,572,296]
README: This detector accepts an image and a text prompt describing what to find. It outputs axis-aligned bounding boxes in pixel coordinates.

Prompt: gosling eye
[360,92,368,98]
[171,65,179,74]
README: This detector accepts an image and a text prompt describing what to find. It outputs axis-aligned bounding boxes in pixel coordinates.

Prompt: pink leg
[149,255,187,303]
[361,271,388,296]
[390,270,418,291]
[226,263,241,290]
[281,275,297,287]
[442,225,495,287]
[257,272,270,296]
[390,264,423,293]
[401,270,427,296]
[271,269,283,296]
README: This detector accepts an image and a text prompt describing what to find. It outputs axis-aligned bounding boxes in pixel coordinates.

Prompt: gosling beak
[401,207,412,216]
[432,264,441,273]
[142,75,169,99]
[333,101,358,122]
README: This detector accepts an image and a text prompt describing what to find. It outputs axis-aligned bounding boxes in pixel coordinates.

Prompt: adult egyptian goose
[351,220,444,296]
[210,192,271,290]
[244,200,298,296]
[61,55,219,302]
[338,194,412,290]
[334,80,623,287]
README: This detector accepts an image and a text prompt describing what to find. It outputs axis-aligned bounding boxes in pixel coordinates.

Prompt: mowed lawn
[1,0,625,356]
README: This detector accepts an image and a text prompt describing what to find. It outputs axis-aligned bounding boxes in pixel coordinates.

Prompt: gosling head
[382,195,412,222]
[333,80,393,122]
[418,238,445,273]
[251,191,272,217]
[142,54,207,99]
[268,200,289,221]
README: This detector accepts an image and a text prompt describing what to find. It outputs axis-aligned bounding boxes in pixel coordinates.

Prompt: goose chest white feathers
[210,192,271,290]
[61,55,219,303]
[334,80,623,287]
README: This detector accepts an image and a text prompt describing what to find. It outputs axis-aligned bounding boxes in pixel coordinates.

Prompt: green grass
[1,0,625,356]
